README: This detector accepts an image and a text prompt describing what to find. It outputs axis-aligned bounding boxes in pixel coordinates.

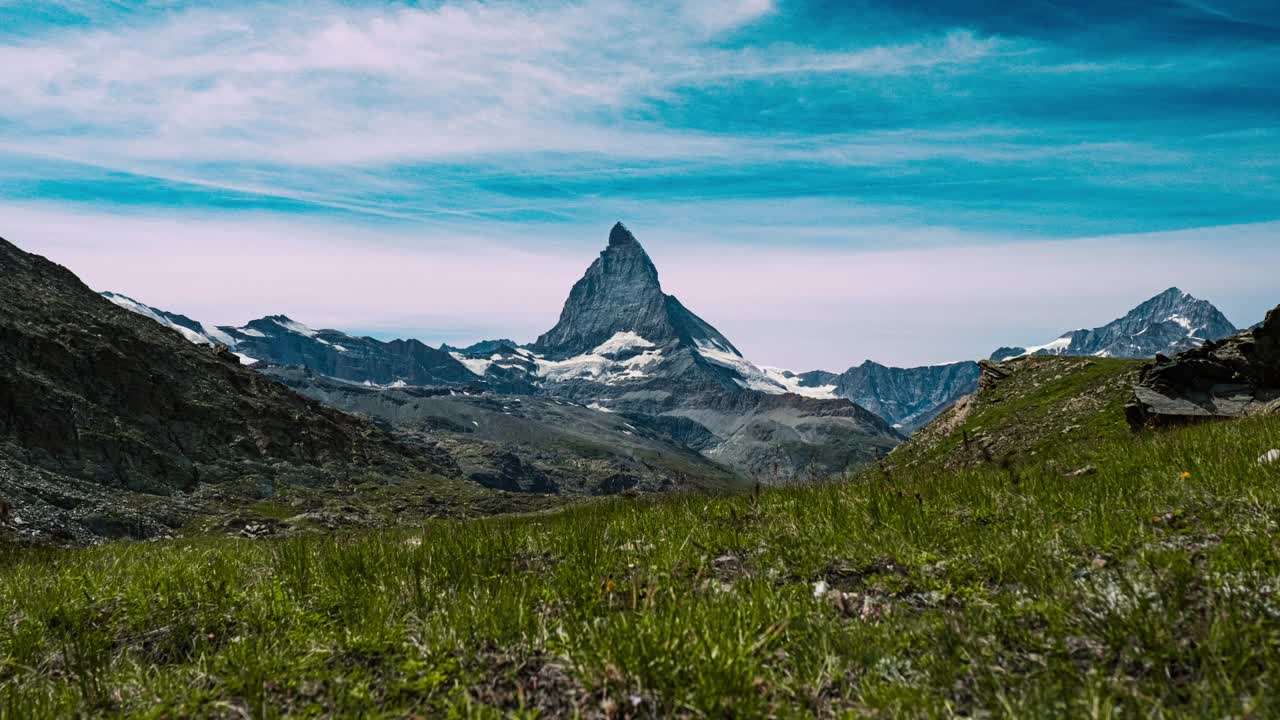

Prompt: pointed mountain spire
[534,223,668,358]
[609,222,639,248]
[534,222,741,360]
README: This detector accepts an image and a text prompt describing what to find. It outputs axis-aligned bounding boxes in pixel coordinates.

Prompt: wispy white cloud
[0,0,1006,169]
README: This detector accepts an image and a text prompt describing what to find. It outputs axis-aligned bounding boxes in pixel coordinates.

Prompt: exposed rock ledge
[1126,304,1280,429]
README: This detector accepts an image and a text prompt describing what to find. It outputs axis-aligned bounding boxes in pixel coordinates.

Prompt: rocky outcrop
[1125,305,1280,429]
[993,287,1238,360]
[978,359,1013,391]
[903,356,1143,471]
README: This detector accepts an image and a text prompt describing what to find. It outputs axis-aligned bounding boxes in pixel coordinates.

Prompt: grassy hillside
[898,356,1145,471]
[3,361,1280,717]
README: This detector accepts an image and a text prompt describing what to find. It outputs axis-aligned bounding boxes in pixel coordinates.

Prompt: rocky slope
[992,287,1237,361]
[534,223,743,361]
[1127,304,1280,428]
[0,236,466,542]
[263,368,744,496]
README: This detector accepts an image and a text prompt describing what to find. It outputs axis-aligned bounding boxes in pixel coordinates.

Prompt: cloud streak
[0,1,997,167]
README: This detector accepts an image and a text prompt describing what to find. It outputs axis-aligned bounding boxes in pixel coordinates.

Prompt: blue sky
[1,0,1277,368]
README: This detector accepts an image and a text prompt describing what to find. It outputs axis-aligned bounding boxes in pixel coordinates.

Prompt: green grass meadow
[3,395,1280,716]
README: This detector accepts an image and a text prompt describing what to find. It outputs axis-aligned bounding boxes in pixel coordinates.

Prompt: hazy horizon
[3,0,1277,369]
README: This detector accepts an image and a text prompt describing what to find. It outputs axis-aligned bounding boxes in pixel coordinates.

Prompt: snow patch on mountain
[535,345,664,384]
[451,352,493,377]
[593,331,656,356]
[103,292,234,346]
[759,367,838,399]
[1009,336,1074,359]
[693,339,787,395]
[273,318,318,337]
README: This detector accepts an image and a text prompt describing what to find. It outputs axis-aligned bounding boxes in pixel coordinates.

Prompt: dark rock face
[0,236,436,540]
[1126,305,1280,429]
[993,287,1238,360]
[990,347,1026,362]
[440,339,521,355]
[828,361,980,433]
[779,361,979,434]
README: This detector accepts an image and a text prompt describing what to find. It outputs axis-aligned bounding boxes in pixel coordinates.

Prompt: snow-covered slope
[100,292,236,347]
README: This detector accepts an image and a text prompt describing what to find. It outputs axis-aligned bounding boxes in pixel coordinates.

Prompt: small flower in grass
[1179,471,1192,480]
[602,577,617,593]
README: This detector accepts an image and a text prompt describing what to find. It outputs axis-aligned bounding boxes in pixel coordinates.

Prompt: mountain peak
[993,287,1237,360]
[609,222,640,248]
[535,223,744,361]
[534,224,669,357]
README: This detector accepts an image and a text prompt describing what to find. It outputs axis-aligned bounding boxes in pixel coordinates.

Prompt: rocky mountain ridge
[992,287,1237,361]
[766,361,981,434]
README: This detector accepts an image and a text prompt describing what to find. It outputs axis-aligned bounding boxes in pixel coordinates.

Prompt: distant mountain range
[991,287,1238,361]
[774,361,983,434]
[104,224,902,481]
[100,225,1253,479]
[102,293,480,387]
[9,219,1265,544]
